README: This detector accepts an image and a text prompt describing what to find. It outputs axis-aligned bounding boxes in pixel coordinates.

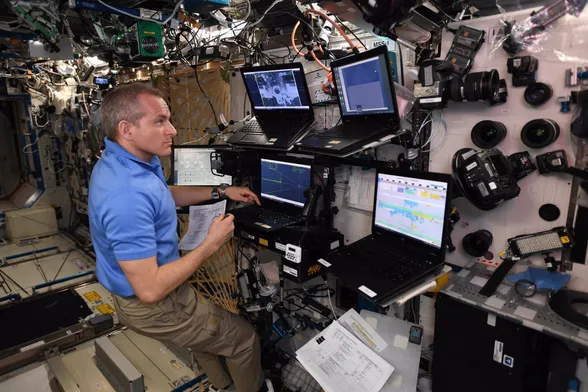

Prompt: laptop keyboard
[242,118,309,135]
[346,239,434,283]
[233,205,303,227]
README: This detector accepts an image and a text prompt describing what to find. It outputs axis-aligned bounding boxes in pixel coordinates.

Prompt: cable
[334,15,366,48]
[96,0,184,25]
[325,278,337,320]
[248,0,284,28]
[193,65,219,125]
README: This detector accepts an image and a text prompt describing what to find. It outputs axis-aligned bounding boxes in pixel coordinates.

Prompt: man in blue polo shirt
[89,83,268,392]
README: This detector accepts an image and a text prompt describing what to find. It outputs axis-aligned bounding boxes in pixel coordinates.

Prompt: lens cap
[521,119,560,149]
[462,230,493,257]
[539,203,560,221]
[471,121,507,149]
[524,82,553,106]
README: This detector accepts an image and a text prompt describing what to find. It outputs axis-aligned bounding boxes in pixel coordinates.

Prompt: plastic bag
[489,0,588,60]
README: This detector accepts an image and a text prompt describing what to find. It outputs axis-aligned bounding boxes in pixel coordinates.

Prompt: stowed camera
[414,61,502,109]
[452,148,534,210]
[507,56,538,87]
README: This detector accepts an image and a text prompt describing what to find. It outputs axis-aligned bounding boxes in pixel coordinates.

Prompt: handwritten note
[178,200,226,251]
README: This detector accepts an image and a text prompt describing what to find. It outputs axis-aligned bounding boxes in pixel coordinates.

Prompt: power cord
[324,277,337,320]
[192,62,219,125]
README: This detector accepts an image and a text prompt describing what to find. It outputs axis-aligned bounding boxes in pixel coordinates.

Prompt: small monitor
[260,158,311,207]
[172,147,232,186]
[334,52,395,116]
[242,67,310,111]
[374,173,449,249]
[94,76,110,85]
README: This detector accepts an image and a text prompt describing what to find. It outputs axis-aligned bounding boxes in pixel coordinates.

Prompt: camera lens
[462,230,493,257]
[452,69,501,104]
[524,82,553,106]
[521,119,560,149]
[471,121,507,149]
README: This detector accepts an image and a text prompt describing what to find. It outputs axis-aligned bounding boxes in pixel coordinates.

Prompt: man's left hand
[225,186,261,205]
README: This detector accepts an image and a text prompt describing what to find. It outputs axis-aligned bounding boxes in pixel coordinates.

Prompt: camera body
[452,148,521,210]
[507,56,538,87]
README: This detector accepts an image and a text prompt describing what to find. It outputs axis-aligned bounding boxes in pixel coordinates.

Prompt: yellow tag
[561,236,570,244]
[96,304,115,314]
[259,238,268,246]
[84,291,101,302]
[269,138,278,142]
[328,140,342,144]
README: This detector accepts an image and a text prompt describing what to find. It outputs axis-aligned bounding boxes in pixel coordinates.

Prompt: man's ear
[118,120,133,141]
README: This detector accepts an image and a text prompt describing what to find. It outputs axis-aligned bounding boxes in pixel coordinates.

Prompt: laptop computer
[321,168,452,304]
[230,157,312,232]
[171,145,232,186]
[228,63,315,151]
[297,45,401,157]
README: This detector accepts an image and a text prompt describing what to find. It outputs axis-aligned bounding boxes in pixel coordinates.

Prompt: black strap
[479,258,518,297]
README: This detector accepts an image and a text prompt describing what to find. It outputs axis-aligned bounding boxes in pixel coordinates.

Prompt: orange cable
[304,8,356,49]
[291,21,305,57]
[310,50,331,72]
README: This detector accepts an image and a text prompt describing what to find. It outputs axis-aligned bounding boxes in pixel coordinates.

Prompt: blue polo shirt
[88,138,179,297]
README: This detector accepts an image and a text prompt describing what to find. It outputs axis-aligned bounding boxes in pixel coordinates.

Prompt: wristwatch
[212,183,230,200]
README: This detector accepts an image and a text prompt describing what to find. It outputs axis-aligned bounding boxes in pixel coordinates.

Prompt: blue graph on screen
[261,160,310,206]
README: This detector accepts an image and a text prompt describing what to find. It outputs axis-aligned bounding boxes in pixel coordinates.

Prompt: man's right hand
[204,213,235,252]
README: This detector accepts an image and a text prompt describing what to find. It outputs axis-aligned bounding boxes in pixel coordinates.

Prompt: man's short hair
[100,83,164,141]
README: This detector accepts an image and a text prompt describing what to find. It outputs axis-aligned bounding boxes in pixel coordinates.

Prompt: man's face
[131,94,177,157]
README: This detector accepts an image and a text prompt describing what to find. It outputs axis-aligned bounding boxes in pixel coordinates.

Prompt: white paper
[178,200,226,251]
[346,167,376,212]
[339,309,388,353]
[296,321,394,392]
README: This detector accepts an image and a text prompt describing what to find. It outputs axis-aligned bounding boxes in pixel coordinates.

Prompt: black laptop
[230,156,312,232]
[228,63,315,151]
[297,45,401,157]
[321,168,452,304]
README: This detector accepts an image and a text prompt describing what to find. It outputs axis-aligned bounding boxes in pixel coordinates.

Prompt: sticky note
[393,335,409,350]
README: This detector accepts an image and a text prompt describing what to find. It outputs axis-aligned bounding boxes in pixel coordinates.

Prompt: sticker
[330,240,339,250]
[328,140,342,144]
[255,222,272,229]
[84,291,102,302]
[493,340,504,363]
[265,142,274,145]
[465,162,478,171]
[561,236,570,244]
[487,313,497,327]
[457,269,470,278]
[503,355,514,368]
[275,242,286,252]
[246,305,262,312]
[485,296,506,310]
[477,182,489,197]
[514,306,537,320]
[365,317,378,329]
[269,138,278,142]
[461,150,476,160]
[358,285,377,298]
[419,97,443,104]
[470,276,488,287]
[283,265,298,277]
[325,145,333,148]
[259,238,269,246]
[96,304,115,314]
[139,8,162,19]
[513,58,521,67]
[390,374,403,388]
[488,182,497,190]
[393,335,409,349]
[20,340,45,352]
[317,258,332,268]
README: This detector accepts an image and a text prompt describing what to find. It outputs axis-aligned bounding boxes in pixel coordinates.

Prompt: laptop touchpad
[242,134,262,143]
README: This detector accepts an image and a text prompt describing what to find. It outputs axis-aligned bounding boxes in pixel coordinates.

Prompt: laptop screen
[374,173,448,249]
[334,52,395,116]
[173,147,232,186]
[243,68,310,111]
[260,158,311,207]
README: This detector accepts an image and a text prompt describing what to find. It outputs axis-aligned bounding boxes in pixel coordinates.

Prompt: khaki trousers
[112,283,263,392]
